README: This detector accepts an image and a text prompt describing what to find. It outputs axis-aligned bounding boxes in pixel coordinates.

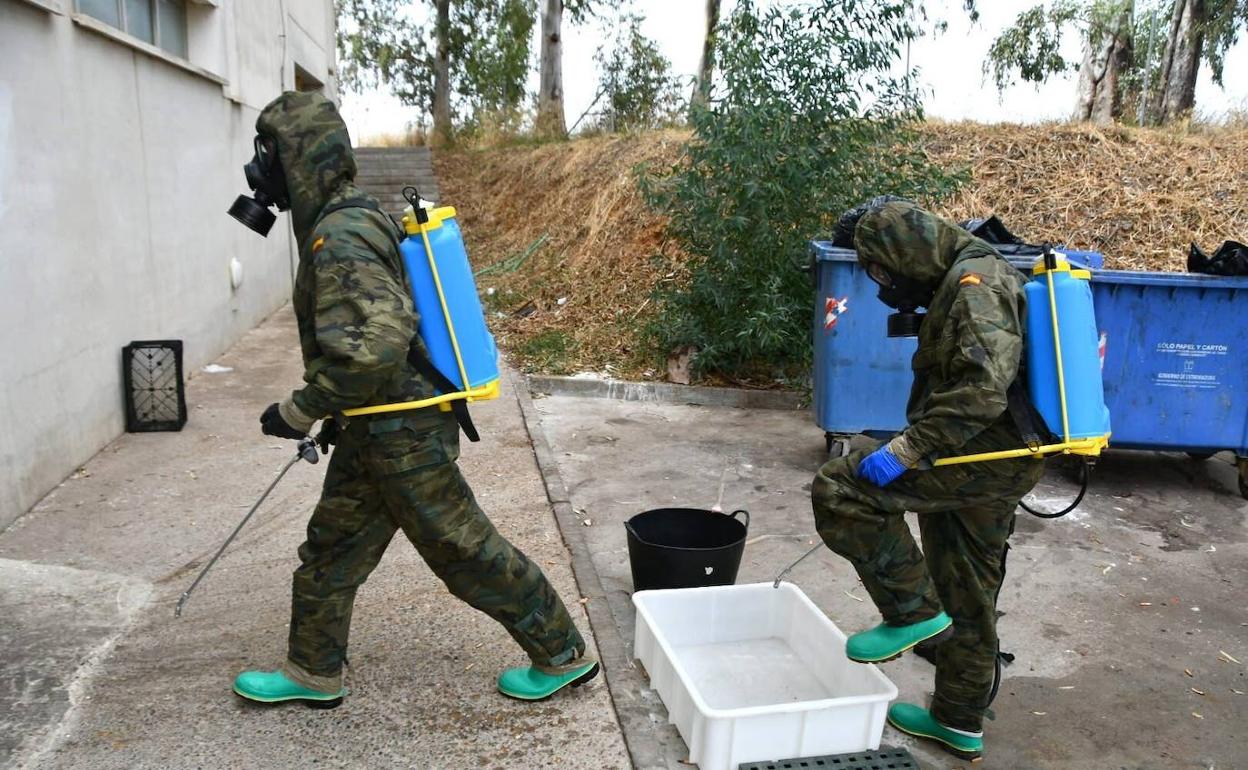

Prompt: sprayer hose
[1019,459,1091,519]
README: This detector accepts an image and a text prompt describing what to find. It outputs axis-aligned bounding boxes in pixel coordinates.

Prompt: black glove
[260,402,306,440]
[315,419,339,454]
[831,195,913,249]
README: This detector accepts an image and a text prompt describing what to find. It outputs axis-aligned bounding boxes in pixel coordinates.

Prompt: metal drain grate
[739,747,919,770]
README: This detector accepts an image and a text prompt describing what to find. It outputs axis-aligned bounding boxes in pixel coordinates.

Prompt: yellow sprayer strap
[419,222,473,392]
[340,379,500,418]
[932,435,1110,467]
[1046,263,1072,443]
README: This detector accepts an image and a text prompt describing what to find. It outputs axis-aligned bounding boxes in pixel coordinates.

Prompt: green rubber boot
[845,611,952,663]
[232,670,345,709]
[497,660,600,701]
[887,702,983,760]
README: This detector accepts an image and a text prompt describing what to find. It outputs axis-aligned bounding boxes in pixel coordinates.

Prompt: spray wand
[174,438,318,618]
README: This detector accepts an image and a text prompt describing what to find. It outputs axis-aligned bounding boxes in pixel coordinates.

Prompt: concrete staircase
[353,146,441,219]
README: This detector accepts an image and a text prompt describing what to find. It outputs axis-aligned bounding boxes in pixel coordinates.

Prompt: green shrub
[641,0,964,380]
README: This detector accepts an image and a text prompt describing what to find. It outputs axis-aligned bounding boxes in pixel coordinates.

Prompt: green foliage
[590,13,685,132]
[985,1,1248,117]
[455,0,536,124]
[336,0,535,130]
[983,1,1085,92]
[1203,0,1248,87]
[641,0,964,379]
[337,0,427,104]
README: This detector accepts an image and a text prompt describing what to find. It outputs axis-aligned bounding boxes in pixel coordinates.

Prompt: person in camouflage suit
[811,199,1044,759]
[231,92,597,707]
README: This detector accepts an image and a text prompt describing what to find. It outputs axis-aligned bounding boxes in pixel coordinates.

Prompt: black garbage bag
[1188,240,1248,276]
[959,215,1046,256]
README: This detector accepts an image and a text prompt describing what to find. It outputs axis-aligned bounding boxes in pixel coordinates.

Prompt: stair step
[355,146,432,153]
[356,172,436,179]
[352,146,441,213]
[357,179,440,187]
[359,181,437,186]
[356,170,439,178]
[358,166,433,174]
[356,176,438,185]
[356,167,435,173]
[356,158,439,165]
[359,189,441,199]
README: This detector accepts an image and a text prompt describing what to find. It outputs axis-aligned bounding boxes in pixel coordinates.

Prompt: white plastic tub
[632,582,897,770]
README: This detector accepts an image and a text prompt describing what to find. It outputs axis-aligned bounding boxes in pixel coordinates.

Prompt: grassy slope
[436,122,1248,379]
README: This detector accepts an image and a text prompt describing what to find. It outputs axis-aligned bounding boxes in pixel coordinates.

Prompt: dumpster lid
[810,242,858,263]
[814,240,1103,271]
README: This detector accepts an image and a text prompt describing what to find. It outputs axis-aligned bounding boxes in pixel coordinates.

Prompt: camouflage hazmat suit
[811,201,1045,732]
[255,92,586,692]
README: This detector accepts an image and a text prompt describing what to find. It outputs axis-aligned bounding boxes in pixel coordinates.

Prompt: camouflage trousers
[287,413,585,678]
[811,443,1044,732]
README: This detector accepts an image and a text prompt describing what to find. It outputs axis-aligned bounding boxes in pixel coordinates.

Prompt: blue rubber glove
[856,445,908,487]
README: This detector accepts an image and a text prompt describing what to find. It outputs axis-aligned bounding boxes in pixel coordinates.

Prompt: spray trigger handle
[403,186,429,224]
[298,438,319,465]
[1043,243,1058,272]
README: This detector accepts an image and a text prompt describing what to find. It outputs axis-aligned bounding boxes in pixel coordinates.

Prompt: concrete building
[0,0,337,530]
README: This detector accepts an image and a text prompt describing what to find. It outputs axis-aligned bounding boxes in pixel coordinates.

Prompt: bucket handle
[730,509,750,530]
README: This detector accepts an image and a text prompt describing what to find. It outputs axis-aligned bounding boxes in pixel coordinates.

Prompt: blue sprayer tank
[1024,254,1111,441]
[399,204,500,393]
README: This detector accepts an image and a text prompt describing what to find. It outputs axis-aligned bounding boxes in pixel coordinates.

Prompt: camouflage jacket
[855,202,1031,466]
[255,92,435,431]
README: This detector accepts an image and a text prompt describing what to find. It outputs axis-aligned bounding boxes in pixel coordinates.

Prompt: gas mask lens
[228,135,289,237]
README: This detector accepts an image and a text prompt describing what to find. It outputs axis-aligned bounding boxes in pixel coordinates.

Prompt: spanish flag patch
[312,236,326,254]
[959,273,983,287]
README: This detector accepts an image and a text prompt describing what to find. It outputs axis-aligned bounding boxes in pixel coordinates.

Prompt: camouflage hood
[854,201,980,290]
[256,91,358,247]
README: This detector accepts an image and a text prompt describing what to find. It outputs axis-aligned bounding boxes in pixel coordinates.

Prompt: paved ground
[5,311,1246,770]
[533,394,1248,770]
[0,308,629,770]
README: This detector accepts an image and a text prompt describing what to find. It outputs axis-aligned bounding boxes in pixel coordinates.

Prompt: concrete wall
[0,0,337,530]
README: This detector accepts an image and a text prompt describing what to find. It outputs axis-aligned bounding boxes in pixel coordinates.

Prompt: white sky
[341,0,1248,140]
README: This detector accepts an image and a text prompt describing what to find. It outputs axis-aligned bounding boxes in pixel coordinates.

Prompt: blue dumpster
[810,241,1248,498]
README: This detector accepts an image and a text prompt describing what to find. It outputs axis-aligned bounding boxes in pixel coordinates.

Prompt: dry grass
[436,130,689,376]
[436,122,1248,377]
[923,121,1248,271]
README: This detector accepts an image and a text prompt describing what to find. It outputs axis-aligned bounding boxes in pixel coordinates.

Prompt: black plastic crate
[122,340,187,432]
[739,747,919,770]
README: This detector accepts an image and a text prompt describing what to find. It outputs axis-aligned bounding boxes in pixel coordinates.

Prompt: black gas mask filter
[865,261,929,337]
[228,135,290,237]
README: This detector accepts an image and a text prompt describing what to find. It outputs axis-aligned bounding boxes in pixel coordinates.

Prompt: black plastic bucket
[624,508,750,592]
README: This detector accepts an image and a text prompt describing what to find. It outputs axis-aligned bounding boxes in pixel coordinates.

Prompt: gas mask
[227,135,290,237]
[865,261,931,337]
